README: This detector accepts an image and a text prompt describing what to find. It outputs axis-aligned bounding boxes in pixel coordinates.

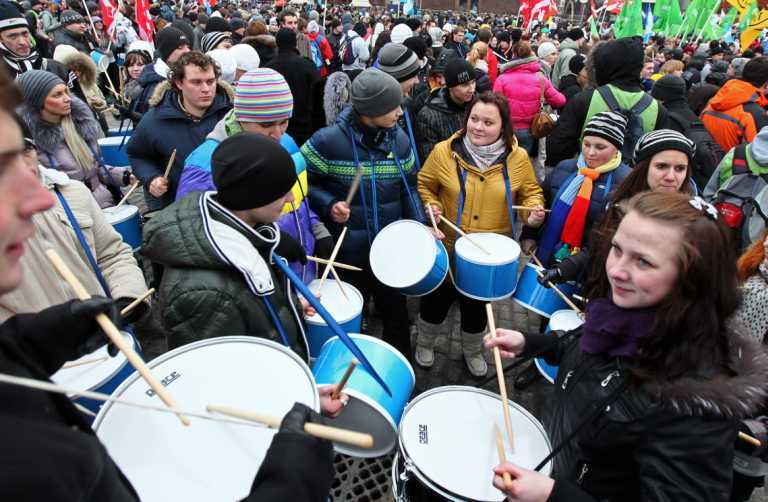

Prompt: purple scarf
[580,297,657,358]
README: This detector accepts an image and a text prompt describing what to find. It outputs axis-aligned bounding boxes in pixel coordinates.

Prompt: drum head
[94,336,318,502]
[370,220,437,288]
[455,233,520,266]
[52,332,133,392]
[398,386,552,501]
[102,204,138,224]
[548,310,584,332]
[305,279,363,325]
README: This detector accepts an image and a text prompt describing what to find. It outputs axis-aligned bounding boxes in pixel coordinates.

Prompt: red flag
[527,0,551,29]
[135,0,155,43]
[604,0,624,13]
[589,0,597,18]
[99,0,117,30]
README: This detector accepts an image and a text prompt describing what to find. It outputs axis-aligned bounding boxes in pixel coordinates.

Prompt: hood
[137,63,167,87]
[593,37,644,87]
[56,51,97,87]
[646,334,768,419]
[499,56,540,74]
[324,71,352,126]
[749,126,768,165]
[708,79,763,112]
[17,96,102,155]
[559,38,579,51]
[148,79,235,109]
[242,34,276,48]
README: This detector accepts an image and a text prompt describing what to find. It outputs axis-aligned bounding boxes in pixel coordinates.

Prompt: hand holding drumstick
[148,149,177,198]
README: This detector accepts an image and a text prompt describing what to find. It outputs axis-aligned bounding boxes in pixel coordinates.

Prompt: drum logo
[419,424,429,444]
[145,371,181,397]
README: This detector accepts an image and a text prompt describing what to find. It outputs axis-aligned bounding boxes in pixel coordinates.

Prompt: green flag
[717,8,739,38]
[615,0,644,37]
[662,0,683,35]
[654,0,670,30]
[739,0,758,31]
[590,15,599,38]
[677,0,704,35]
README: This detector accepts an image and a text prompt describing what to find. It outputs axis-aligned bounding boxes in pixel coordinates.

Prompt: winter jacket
[0,52,68,81]
[307,31,334,77]
[50,26,94,53]
[546,38,668,167]
[265,48,322,147]
[18,96,122,209]
[701,79,768,153]
[414,87,470,164]
[341,30,370,71]
[129,62,168,117]
[241,34,276,66]
[141,192,309,356]
[126,80,233,210]
[528,327,768,502]
[443,39,468,59]
[551,37,579,88]
[663,100,700,134]
[177,112,329,283]
[486,48,498,86]
[729,262,768,342]
[494,57,566,130]
[0,168,148,322]
[301,106,422,267]
[703,138,768,198]
[418,132,544,254]
[558,74,583,102]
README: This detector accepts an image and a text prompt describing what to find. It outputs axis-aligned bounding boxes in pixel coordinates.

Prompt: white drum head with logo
[370,220,438,288]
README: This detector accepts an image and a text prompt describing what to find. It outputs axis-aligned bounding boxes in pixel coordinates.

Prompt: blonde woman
[466,41,492,93]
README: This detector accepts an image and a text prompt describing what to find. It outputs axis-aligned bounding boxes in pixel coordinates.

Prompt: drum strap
[456,160,516,234]
[261,294,292,348]
[347,125,374,243]
[402,107,422,173]
[53,188,112,298]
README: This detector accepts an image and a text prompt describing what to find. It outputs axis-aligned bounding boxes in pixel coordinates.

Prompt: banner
[741,7,768,47]
[135,0,154,43]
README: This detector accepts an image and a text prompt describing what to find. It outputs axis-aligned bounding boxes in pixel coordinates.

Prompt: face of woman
[646,150,689,192]
[606,211,681,309]
[43,84,71,117]
[127,60,145,80]
[581,135,617,168]
[466,101,503,147]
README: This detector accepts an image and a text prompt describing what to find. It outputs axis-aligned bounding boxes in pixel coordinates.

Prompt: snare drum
[370,220,448,296]
[51,331,140,422]
[304,279,364,358]
[393,386,552,501]
[313,334,415,457]
[512,262,577,318]
[94,336,319,501]
[535,309,584,384]
[103,204,142,251]
[454,233,521,301]
[98,136,130,167]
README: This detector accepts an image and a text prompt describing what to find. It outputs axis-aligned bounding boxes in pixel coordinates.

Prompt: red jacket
[307,32,334,78]
[486,48,498,86]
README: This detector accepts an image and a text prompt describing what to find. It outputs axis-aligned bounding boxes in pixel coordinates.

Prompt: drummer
[486,191,768,500]
[417,92,546,377]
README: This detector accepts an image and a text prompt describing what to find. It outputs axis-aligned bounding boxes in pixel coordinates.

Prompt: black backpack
[339,34,358,66]
[668,110,725,189]
[595,85,653,165]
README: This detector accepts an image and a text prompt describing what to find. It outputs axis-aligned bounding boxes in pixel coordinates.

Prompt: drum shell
[103,204,142,251]
[401,239,449,296]
[304,279,364,358]
[454,234,521,301]
[512,262,577,318]
[535,310,584,384]
[98,136,130,167]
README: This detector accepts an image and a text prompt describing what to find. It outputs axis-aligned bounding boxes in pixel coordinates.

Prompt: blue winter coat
[301,106,424,267]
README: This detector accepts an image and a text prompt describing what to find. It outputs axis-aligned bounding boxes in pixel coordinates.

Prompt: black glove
[280,402,324,435]
[114,104,143,123]
[275,232,307,264]
[537,267,562,288]
[313,236,334,260]
[114,296,150,325]
[74,297,123,357]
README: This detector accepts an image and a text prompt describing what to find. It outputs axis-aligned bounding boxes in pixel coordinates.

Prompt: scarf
[580,297,657,358]
[0,42,40,77]
[536,151,622,264]
[462,134,507,172]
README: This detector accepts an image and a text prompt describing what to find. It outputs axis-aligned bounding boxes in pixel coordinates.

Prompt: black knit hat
[633,129,696,165]
[0,1,27,33]
[582,111,628,150]
[59,9,85,26]
[205,16,231,33]
[568,54,587,74]
[275,27,296,50]
[156,27,189,62]
[212,132,297,210]
[566,28,584,41]
[444,58,475,88]
[651,74,686,103]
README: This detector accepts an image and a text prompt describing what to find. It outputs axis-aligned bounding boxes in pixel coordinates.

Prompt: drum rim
[511,297,555,318]
[397,385,553,499]
[455,233,521,266]
[369,219,441,288]
[455,283,515,302]
[402,241,449,296]
[304,279,364,325]
[53,332,136,396]
[548,309,585,328]
[317,333,417,383]
[92,335,320,429]
[102,204,140,224]
[534,358,557,384]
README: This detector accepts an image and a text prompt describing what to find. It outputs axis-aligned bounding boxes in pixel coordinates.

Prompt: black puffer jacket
[526,328,768,501]
[414,87,470,163]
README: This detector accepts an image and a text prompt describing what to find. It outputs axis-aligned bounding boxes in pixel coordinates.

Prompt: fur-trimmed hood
[55,51,97,87]
[148,79,235,108]
[323,71,351,126]
[17,96,102,155]
[241,34,276,48]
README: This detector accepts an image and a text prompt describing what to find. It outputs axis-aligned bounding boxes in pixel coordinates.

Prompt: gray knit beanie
[351,68,403,117]
[17,70,65,111]
[377,43,421,83]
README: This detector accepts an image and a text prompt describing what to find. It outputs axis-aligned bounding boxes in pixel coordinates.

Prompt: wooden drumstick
[509,205,551,212]
[440,216,491,255]
[318,226,347,291]
[62,356,109,369]
[44,248,190,426]
[162,149,177,180]
[486,303,515,453]
[739,431,762,447]
[344,169,364,206]
[494,423,514,491]
[119,288,155,317]
[206,404,374,449]
[331,359,358,400]
[306,256,362,272]
[425,204,455,284]
[528,253,583,314]
[115,181,140,208]
[327,266,349,301]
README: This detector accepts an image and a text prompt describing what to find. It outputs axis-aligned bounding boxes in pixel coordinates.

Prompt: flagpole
[79,0,101,40]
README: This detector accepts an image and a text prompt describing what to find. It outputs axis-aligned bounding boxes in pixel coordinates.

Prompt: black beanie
[156,27,189,62]
[566,28,584,41]
[444,58,475,88]
[568,54,587,74]
[651,74,686,103]
[212,132,297,210]
[0,1,27,33]
[205,16,230,33]
[275,27,297,50]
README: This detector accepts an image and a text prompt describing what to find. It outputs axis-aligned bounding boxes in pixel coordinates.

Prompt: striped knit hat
[234,69,293,123]
[202,31,231,53]
[633,129,696,165]
[582,111,628,150]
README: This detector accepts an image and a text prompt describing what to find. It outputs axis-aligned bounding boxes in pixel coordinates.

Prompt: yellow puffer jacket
[418,132,544,254]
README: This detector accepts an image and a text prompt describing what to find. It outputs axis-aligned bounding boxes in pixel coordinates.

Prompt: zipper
[601,370,620,387]
[561,370,574,390]
[577,463,589,485]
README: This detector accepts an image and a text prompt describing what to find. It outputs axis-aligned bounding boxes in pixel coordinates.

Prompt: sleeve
[320,38,333,62]
[544,80,567,109]
[176,165,215,201]
[414,109,442,164]
[302,140,340,221]
[519,330,575,365]
[548,479,599,502]
[417,147,444,213]
[546,90,590,166]
[163,289,247,349]
[556,249,590,282]
[126,120,163,186]
[514,155,545,220]
[355,37,370,64]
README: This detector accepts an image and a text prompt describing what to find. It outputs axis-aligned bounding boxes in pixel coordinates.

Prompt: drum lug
[401,458,415,482]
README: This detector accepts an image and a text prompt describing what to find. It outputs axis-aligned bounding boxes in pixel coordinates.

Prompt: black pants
[339,267,411,358]
[419,279,486,334]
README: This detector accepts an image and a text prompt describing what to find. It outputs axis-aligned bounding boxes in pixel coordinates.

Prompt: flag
[727,0,752,14]
[615,0,643,37]
[661,0,683,35]
[654,0,670,30]
[643,4,654,42]
[99,0,117,30]
[590,14,599,38]
[604,0,624,14]
[741,8,768,47]
[738,0,758,31]
[135,0,155,43]
[590,0,597,18]
[716,8,738,38]
[527,0,551,30]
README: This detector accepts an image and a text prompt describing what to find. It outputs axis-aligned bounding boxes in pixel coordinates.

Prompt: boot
[462,330,488,377]
[415,317,441,368]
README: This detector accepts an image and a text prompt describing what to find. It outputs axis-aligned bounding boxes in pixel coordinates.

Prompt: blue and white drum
[51,331,140,422]
[304,278,363,358]
[392,386,552,501]
[454,233,521,301]
[370,219,448,296]
[313,334,415,457]
[513,262,578,318]
[93,336,319,501]
[103,204,142,251]
[98,136,130,167]
[535,309,584,384]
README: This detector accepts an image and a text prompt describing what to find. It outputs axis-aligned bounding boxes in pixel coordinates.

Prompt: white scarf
[462,134,507,172]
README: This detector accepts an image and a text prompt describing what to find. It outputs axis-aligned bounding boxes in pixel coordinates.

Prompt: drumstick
[344,169,364,206]
[162,149,177,180]
[44,248,191,426]
[331,359,358,400]
[486,303,515,453]
[509,205,551,212]
[528,253,583,314]
[494,423,514,491]
[325,266,349,301]
[62,356,109,369]
[439,216,491,255]
[739,431,762,447]
[115,181,140,208]
[425,204,455,285]
[206,404,374,449]
[119,288,155,317]
[307,256,362,272]
[318,226,347,291]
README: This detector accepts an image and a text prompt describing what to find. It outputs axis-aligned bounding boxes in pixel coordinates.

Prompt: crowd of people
[0,0,767,499]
